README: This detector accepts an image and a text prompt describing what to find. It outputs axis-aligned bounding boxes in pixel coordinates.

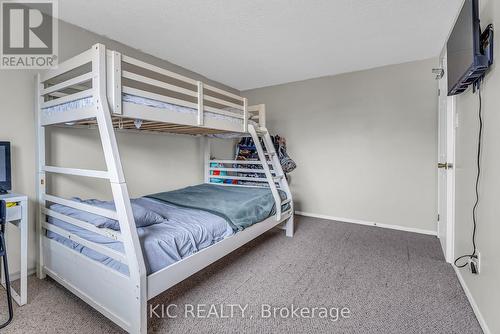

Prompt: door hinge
[437,214,440,222]
[438,88,441,96]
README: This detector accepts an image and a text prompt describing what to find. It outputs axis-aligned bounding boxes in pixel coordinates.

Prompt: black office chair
[0,200,13,329]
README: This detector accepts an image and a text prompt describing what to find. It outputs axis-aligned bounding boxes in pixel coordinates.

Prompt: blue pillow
[50,197,166,231]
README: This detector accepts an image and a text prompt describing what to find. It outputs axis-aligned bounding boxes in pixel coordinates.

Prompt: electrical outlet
[469,252,480,275]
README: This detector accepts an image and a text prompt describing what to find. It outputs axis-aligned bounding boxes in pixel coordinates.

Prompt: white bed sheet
[42,93,249,126]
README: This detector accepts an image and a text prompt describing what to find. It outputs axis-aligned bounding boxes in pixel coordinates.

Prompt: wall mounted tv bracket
[474,23,494,92]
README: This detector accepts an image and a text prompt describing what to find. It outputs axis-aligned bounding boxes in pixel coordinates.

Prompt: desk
[0,193,28,306]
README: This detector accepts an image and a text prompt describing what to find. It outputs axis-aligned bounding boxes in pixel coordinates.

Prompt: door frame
[437,48,456,263]
[442,95,456,263]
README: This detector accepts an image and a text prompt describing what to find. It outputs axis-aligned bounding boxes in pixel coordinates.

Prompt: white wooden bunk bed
[35,44,294,333]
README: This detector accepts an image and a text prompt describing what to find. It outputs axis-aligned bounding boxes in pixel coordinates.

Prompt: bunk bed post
[107,50,122,115]
[197,81,204,126]
[285,213,294,237]
[204,137,211,184]
[35,73,47,279]
[243,98,248,132]
[92,43,147,334]
[259,104,266,128]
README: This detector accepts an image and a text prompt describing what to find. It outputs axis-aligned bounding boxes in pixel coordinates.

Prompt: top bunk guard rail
[37,43,261,135]
[40,48,94,82]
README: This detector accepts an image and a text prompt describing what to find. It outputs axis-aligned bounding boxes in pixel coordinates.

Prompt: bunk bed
[35,44,294,334]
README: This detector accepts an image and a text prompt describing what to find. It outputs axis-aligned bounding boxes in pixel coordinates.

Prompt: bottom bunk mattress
[46,184,286,275]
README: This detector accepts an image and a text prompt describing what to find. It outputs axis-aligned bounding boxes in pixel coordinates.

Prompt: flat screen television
[447,0,489,96]
[0,142,11,193]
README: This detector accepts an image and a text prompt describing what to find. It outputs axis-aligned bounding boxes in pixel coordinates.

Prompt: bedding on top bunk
[42,93,255,126]
[46,184,287,275]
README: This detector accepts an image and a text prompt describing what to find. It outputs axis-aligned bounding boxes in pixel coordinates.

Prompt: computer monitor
[0,142,11,194]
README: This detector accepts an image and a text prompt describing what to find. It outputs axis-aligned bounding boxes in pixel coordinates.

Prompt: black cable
[454,85,482,268]
[0,227,13,329]
[0,202,13,329]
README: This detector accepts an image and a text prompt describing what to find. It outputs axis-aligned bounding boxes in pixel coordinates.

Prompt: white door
[437,48,455,263]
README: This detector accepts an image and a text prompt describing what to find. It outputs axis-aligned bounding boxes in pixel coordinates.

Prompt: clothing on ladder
[271,135,297,174]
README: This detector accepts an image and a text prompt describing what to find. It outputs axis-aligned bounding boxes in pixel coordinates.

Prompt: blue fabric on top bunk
[42,94,244,125]
[122,94,197,115]
[147,183,287,231]
[47,197,234,275]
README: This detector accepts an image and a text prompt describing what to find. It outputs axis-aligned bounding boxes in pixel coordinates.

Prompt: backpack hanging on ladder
[273,135,297,174]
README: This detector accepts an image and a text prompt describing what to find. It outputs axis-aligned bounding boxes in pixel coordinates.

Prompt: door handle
[438,162,453,169]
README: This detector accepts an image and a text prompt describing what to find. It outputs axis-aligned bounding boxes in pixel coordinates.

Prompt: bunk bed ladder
[261,130,294,237]
[248,125,294,237]
[36,44,148,334]
[94,44,148,334]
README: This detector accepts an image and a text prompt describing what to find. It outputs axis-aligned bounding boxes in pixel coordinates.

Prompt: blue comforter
[46,184,285,275]
[47,198,233,275]
[147,184,287,231]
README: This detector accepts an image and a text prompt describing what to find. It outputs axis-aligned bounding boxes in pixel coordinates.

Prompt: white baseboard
[295,211,437,236]
[453,266,491,334]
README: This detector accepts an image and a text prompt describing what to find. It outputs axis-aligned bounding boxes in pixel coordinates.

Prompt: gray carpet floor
[0,216,482,333]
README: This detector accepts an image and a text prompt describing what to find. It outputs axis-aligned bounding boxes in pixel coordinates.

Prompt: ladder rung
[281,198,291,205]
[210,160,273,166]
[43,166,110,179]
[43,208,122,241]
[210,175,268,182]
[273,175,284,181]
[42,222,126,263]
[209,167,276,174]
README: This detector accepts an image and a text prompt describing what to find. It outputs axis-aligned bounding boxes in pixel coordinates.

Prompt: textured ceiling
[59,0,463,90]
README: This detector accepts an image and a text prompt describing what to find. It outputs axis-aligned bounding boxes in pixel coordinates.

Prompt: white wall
[453,1,500,333]
[0,20,237,276]
[244,58,438,233]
